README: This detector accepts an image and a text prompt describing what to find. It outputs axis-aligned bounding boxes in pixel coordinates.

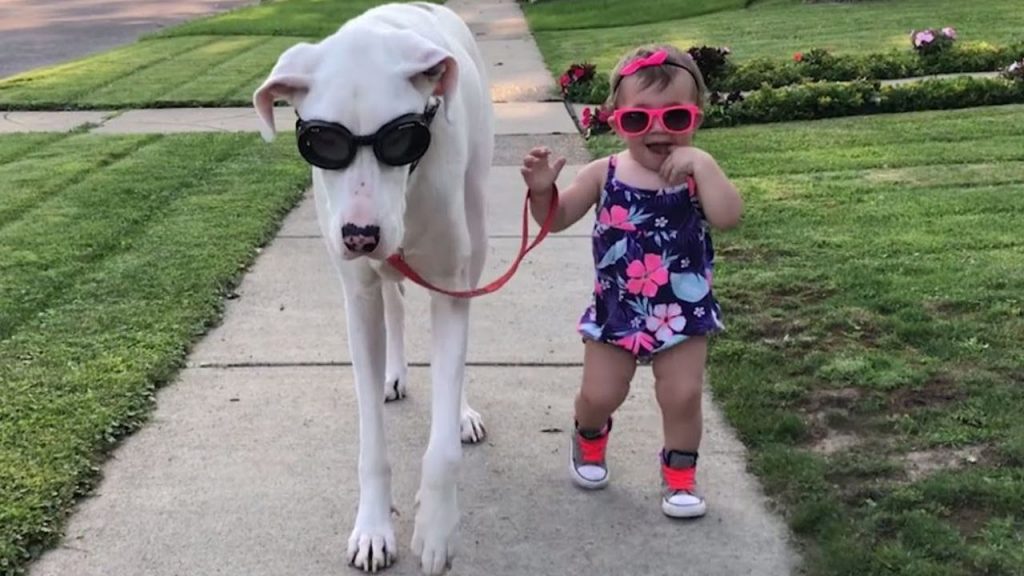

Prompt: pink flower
[596,108,612,123]
[581,107,592,128]
[615,331,656,355]
[625,254,669,297]
[645,304,687,342]
[793,51,803,62]
[598,205,636,231]
[941,26,957,39]
[559,74,571,88]
[913,30,935,47]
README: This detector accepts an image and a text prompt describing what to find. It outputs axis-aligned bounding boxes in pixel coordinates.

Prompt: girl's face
[613,71,700,172]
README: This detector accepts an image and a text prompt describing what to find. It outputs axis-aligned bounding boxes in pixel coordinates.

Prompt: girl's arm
[691,151,743,230]
[526,157,606,233]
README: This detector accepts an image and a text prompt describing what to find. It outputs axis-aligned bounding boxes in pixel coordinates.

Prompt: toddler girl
[520,45,743,518]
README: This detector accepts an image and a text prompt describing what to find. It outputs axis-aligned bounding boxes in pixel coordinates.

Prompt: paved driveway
[0,0,254,79]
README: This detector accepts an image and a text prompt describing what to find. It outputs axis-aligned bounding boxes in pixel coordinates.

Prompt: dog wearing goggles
[252,3,493,574]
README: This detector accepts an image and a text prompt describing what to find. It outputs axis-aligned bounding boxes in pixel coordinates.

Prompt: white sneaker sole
[568,439,609,490]
[662,498,707,519]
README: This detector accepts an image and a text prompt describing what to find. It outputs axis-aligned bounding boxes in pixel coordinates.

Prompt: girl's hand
[659,146,712,186]
[662,146,744,230]
[521,146,567,196]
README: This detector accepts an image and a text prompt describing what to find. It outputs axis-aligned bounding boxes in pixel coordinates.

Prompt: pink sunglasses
[610,104,702,136]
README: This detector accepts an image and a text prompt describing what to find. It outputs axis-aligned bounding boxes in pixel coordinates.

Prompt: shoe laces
[662,463,697,492]
[578,432,608,463]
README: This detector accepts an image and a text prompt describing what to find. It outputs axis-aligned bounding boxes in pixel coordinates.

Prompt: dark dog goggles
[295,99,439,171]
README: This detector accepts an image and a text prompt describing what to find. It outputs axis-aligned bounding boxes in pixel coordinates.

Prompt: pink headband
[613,49,699,93]
[620,49,671,76]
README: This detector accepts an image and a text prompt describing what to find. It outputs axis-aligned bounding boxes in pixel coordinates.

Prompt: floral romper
[578,154,724,362]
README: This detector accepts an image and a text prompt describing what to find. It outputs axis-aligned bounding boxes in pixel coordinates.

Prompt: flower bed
[721,42,1024,92]
[577,76,1024,135]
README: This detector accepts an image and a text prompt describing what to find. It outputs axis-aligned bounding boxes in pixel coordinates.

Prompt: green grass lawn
[521,0,747,32]
[151,0,440,38]
[588,104,1024,575]
[530,0,1024,78]
[0,132,309,575]
[0,0,440,110]
[0,36,309,110]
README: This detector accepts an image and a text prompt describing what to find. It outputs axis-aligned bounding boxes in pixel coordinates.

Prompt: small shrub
[579,104,613,138]
[686,45,734,91]
[911,26,957,56]
[559,62,597,100]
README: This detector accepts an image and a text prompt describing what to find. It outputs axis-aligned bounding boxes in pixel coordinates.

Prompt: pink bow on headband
[620,49,669,76]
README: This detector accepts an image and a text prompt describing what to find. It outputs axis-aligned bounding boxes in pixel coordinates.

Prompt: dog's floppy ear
[391,30,459,123]
[253,42,320,142]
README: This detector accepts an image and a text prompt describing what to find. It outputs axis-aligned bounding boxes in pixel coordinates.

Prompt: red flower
[793,52,803,62]
[581,107,593,128]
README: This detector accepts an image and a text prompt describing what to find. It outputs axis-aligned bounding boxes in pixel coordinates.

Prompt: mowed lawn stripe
[0,135,243,341]
[0,136,156,230]
[0,134,69,166]
[0,37,216,109]
[150,0,444,38]
[157,36,312,105]
[83,37,265,107]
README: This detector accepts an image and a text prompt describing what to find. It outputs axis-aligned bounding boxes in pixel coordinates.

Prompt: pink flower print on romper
[646,303,687,342]
[625,254,669,297]
[598,205,637,231]
[615,331,656,355]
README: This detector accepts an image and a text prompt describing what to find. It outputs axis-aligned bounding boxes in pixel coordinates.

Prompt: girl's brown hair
[605,45,708,109]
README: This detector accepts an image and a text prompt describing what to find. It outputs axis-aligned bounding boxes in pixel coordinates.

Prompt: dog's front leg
[383,280,407,402]
[341,265,396,572]
[411,292,469,575]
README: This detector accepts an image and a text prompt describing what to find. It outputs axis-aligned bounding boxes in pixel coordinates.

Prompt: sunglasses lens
[619,110,650,134]
[663,108,695,132]
[299,126,354,169]
[376,122,431,166]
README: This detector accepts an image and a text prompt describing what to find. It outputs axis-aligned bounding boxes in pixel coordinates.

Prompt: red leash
[385,186,559,298]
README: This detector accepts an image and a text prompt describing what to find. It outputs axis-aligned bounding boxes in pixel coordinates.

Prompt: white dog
[252,2,493,574]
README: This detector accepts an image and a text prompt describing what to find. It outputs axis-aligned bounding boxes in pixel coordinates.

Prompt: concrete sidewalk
[26,0,799,575]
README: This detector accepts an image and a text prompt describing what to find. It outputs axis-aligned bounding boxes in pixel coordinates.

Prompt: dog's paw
[383,372,407,403]
[411,487,458,575]
[347,522,397,573]
[460,407,486,444]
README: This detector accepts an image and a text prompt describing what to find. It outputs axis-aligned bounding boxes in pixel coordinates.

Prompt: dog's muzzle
[341,223,381,255]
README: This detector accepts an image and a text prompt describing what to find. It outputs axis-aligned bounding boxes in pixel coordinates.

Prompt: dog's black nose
[341,223,380,254]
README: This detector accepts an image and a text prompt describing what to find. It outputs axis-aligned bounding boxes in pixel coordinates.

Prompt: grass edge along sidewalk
[0,132,310,576]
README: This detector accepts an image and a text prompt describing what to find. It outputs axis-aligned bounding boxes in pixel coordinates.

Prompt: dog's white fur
[253,3,493,574]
